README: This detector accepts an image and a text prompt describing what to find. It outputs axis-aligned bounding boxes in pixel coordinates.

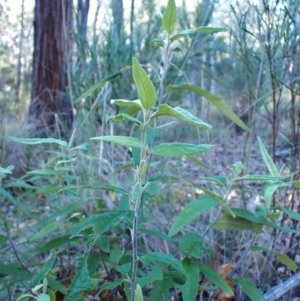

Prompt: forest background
[1,0,300,300]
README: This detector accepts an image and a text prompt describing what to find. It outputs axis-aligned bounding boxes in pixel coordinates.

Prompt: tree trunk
[29,0,73,138]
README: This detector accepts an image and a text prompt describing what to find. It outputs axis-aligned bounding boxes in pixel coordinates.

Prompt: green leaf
[30,235,76,254]
[273,206,300,221]
[132,182,142,200]
[132,57,156,110]
[149,276,174,301]
[107,113,142,124]
[169,195,217,237]
[96,235,110,253]
[167,261,186,285]
[150,142,214,157]
[236,174,289,181]
[71,211,125,237]
[64,254,98,301]
[198,263,234,295]
[140,252,186,284]
[10,137,67,147]
[37,293,50,301]
[166,84,251,132]
[231,208,300,234]
[232,278,264,301]
[34,203,80,228]
[162,0,177,34]
[264,181,281,209]
[186,155,213,171]
[213,212,263,233]
[150,104,211,130]
[59,184,129,196]
[140,252,180,266]
[110,162,133,184]
[46,277,67,295]
[137,265,164,288]
[180,258,200,301]
[252,245,298,272]
[148,173,180,182]
[0,186,30,212]
[111,98,143,109]
[0,263,31,280]
[30,223,60,242]
[292,181,300,188]
[257,137,278,176]
[0,234,8,246]
[134,284,143,301]
[231,161,243,178]
[74,67,130,104]
[32,253,57,286]
[187,181,236,217]
[132,127,159,165]
[150,39,165,48]
[179,232,211,259]
[27,169,60,176]
[274,252,297,272]
[0,166,12,175]
[139,227,176,242]
[116,263,131,274]
[101,278,123,291]
[170,27,228,43]
[91,135,147,150]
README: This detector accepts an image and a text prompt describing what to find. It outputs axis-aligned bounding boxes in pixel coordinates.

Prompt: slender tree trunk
[15,0,25,103]
[29,0,73,138]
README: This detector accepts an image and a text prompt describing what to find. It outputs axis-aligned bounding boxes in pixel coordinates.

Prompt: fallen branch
[264,271,300,301]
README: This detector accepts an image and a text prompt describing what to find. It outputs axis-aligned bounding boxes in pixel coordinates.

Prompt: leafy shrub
[1,1,299,301]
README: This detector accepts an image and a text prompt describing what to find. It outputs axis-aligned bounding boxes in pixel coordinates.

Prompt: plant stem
[130,124,147,301]
[130,193,142,301]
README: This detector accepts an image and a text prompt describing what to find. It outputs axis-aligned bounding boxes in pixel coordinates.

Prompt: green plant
[3,1,300,301]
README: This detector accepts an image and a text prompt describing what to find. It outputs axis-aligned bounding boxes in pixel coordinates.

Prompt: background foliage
[0,0,300,300]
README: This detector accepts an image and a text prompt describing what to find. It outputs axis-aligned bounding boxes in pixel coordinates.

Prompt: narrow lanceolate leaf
[150,104,212,130]
[198,263,234,296]
[0,187,30,212]
[264,181,281,209]
[162,0,177,34]
[91,135,147,150]
[111,98,143,109]
[132,57,156,110]
[187,181,236,217]
[10,137,67,147]
[71,211,125,237]
[30,223,60,242]
[232,278,264,301]
[0,166,12,175]
[150,143,214,157]
[170,27,227,43]
[252,246,297,272]
[274,252,297,272]
[213,212,263,233]
[168,195,217,237]
[74,66,131,104]
[32,253,57,286]
[107,113,142,124]
[166,84,251,132]
[257,136,278,176]
[181,258,200,301]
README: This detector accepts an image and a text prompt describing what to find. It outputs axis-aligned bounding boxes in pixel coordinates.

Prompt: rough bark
[29,0,73,138]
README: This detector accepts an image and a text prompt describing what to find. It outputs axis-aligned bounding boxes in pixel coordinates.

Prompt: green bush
[1,1,299,301]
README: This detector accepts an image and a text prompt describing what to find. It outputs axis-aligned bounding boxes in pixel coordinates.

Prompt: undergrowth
[0,1,299,301]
